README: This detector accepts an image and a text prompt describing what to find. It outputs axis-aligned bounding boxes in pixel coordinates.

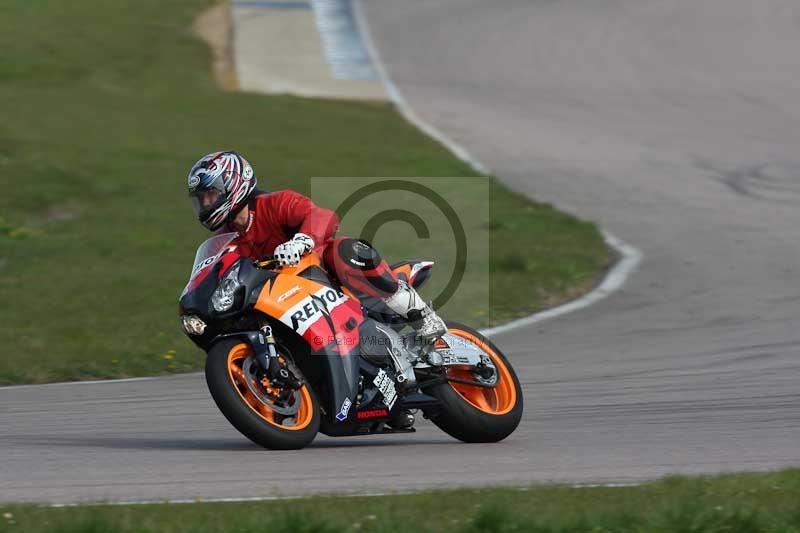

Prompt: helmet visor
[189,174,227,220]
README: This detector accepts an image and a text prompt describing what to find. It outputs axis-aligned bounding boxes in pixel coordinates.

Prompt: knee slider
[339,238,382,270]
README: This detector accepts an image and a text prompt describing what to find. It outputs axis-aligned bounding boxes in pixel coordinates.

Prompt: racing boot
[382,280,447,341]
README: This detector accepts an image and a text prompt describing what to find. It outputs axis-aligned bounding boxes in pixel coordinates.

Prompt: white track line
[352,1,488,175]
[48,492,396,508]
[46,482,643,507]
[1,376,156,390]
[8,233,641,389]
[353,0,643,337]
[3,2,642,394]
[480,231,643,337]
[10,3,644,511]
[311,0,380,81]
[21,16,646,513]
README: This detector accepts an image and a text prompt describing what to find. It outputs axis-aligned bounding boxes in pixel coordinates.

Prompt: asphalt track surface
[2,0,800,504]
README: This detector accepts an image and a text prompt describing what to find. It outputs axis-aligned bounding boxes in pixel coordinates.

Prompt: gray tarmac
[2,0,799,504]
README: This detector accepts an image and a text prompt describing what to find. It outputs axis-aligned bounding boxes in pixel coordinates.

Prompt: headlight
[181,315,207,336]
[211,263,241,312]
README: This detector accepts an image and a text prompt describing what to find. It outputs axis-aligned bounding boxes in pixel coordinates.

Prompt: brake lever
[255,258,281,269]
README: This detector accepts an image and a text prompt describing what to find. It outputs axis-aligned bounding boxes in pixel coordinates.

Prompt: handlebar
[255,255,280,269]
[254,251,320,270]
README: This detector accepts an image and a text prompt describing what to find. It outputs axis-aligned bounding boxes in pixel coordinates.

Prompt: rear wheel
[424,322,523,443]
[205,338,320,450]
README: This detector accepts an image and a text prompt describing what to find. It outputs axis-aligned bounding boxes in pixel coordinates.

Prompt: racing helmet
[188,151,257,231]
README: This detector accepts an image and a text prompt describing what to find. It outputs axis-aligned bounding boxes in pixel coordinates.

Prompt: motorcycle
[179,233,523,449]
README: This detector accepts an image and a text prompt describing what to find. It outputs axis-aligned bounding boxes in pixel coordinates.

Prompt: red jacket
[223,190,339,260]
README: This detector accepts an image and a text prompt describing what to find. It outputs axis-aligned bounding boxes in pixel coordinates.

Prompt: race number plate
[373,369,398,410]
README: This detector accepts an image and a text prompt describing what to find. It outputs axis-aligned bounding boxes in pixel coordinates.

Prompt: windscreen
[188,232,238,281]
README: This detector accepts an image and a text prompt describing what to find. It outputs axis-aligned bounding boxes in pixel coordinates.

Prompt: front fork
[246,326,300,389]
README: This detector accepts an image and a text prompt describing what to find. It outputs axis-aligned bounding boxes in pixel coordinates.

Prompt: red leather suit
[223,191,398,298]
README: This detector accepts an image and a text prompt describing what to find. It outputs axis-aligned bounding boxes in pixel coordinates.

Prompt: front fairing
[181,232,239,298]
[180,234,242,316]
[180,244,365,424]
[179,233,248,347]
[250,256,365,423]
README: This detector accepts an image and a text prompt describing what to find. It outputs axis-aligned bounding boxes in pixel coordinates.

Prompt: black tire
[205,338,320,450]
[423,321,523,443]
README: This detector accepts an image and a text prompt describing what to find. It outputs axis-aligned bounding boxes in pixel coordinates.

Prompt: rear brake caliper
[474,353,498,385]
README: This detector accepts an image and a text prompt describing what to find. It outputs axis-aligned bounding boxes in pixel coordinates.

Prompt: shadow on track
[3,434,457,451]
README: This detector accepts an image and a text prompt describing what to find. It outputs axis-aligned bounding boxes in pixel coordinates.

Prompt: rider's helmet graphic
[188,151,257,231]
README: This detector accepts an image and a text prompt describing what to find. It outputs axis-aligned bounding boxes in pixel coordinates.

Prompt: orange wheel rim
[446,329,517,415]
[226,343,313,430]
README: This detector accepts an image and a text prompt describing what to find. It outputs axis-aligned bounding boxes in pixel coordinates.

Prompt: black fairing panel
[315,344,360,423]
[180,260,278,349]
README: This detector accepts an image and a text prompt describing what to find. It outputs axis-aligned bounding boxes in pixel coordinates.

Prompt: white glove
[274,233,315,266]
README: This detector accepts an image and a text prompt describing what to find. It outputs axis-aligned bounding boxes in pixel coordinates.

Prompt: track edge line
[479,230,642,337]
[353,1,643,337]
[352,0,489,175]
[4,3,643,391]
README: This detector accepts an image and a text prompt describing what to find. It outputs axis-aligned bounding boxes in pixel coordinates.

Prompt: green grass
[3,470,800,532]
[0,0,611,384]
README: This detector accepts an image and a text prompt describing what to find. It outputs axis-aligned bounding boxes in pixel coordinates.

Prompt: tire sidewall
[205,338,320,450]
[423,321,524,443]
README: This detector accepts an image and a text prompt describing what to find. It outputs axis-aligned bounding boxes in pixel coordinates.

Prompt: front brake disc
[241,357,301,416]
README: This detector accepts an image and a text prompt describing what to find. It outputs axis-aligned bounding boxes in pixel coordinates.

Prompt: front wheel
[205,338,320,450]
[423,322,523,443]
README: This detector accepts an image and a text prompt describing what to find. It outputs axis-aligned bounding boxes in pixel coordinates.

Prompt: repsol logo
[288,289,346,331]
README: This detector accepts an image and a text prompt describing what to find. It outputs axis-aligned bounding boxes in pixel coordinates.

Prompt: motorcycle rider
[187,151,446,427]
